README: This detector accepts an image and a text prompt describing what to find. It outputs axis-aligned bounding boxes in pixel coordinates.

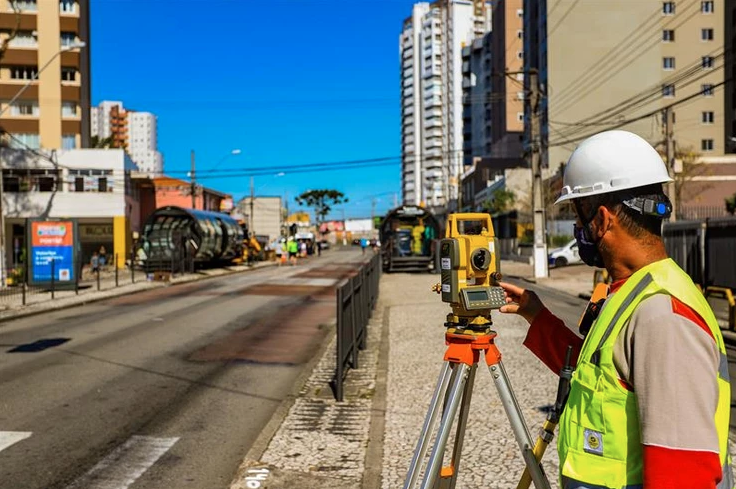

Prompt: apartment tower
[91,100,164,176]
[524,0,727,172]
[400,0,491,212]
[0,0,90,149]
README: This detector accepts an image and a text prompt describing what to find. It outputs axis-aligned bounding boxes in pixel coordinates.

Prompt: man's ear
[594,205,616,238]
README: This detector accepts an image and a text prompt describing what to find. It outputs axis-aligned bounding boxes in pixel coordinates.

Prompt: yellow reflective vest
[557,258,733,489]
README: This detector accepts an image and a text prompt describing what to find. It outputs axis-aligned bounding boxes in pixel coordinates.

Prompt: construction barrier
[332,253,381,401]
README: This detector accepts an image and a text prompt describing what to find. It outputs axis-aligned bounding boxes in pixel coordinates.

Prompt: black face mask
[573,201,605,268]
[574,224,605,268]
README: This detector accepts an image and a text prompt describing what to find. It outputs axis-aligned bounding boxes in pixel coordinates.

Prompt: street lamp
[0,40,86,286]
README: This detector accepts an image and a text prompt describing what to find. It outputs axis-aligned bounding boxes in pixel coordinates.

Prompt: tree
[295,189,348,224]
[673,146,712,218]
[726,192,736,216]
[0,2,22,63]
[481,188,516,215]
[89,135,116,149]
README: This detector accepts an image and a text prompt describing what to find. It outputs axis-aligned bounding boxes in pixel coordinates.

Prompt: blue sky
[90,0,416,219]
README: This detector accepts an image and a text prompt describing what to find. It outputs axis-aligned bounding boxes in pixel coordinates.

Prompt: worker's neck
[604,238,668,282]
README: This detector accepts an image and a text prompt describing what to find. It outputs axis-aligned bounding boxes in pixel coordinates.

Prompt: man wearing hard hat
[500,130,733,489]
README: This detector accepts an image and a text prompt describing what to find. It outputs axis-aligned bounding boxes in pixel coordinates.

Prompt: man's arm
[523,307,583,373]
[616,294,723,489]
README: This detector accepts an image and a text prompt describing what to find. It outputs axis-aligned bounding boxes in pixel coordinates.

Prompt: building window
[62,134,76,149]
[61,101,77,117]
[701,139,714,151]
[517,112,524,122]
[663,1,675,14]
[662,84,675,97]
[69,169,114,193]
[516,8,523,17]
[10,0,37,11]
[701,28,714,41]
[10,65,38,80]
[663,29,675,42]
[517,29,523,39]
[702,56,714,68]
[60,0,77,13]
[60,67,77,82]
[8,30,37,48]
[2,170,59,193]
[60,32,77,48]
[701,1,714,13]
[9,101,38,116]
[517,51,524,59]
[702,111,715,123]
[702,83,715,96]
[663,57,675,70]
[9,133,39,149]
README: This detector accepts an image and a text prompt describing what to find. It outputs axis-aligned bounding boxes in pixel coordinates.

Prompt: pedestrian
[299,240,307,258]
[360,237,368,255]
[317,240,322,257]
[90,251,99,275]
[499,131,732,488]
[287,237,298,266]
[98,245,107,268]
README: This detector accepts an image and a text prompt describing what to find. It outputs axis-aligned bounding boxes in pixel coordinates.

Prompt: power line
[548,77,731,147]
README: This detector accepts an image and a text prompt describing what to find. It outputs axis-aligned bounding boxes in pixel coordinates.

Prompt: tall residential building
[400,0,491,213]
[524,0,728,172]
[91,100,164,175]
[0,0,91,150]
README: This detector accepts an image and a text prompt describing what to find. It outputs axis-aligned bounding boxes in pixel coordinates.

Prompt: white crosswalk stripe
[65,435,179,489]
[0,431,32,453]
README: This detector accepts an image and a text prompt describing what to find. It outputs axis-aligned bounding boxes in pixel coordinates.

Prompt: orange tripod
[403,327,551,489]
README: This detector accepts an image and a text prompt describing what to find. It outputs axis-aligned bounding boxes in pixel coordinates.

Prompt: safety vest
[557,258,733,489]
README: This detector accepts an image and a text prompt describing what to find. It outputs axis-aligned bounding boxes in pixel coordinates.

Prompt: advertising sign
[28,219,78,287]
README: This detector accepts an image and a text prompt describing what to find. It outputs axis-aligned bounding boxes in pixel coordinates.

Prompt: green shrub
[550,234,573,247]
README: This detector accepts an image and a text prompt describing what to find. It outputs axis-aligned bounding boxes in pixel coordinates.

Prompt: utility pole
[529,70,549,278]
[394,193,398,208]
[190,150,196,210]
[249,176,255,237]
[663,107,677,221]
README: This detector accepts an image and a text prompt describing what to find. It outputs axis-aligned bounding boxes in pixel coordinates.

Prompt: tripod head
[433,213,506,331]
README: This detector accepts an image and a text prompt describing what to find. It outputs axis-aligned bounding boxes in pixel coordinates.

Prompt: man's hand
[498,282,545,324]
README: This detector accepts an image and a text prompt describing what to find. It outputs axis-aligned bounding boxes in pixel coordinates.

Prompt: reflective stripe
[718,458,734,489]
[719,352,730,382]
[561,476,642,489]
[590,273,654,365]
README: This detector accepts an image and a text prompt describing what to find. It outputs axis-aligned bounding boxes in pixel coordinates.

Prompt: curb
[229,318,340,488]
[0,261,277,326]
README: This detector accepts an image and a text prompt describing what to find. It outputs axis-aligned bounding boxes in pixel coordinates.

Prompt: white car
[548,239,581,267]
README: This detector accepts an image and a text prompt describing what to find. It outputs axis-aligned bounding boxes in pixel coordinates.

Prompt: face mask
[574,224,605,268]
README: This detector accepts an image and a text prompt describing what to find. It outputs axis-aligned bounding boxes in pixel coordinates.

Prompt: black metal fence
[332,253,381,401]
[0,250,196,309]
[664,217,736,289]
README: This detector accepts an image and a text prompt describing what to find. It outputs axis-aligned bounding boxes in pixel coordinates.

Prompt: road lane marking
[65,435,179,489]
[0,431,32,452]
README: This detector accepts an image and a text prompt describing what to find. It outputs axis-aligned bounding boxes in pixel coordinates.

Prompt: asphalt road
[517,278,736,439]
[0,249,365,489]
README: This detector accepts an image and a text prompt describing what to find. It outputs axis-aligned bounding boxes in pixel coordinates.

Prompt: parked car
[548,239,581,267]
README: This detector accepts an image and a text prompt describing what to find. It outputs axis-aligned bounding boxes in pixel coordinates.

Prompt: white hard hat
[555,130,673,205]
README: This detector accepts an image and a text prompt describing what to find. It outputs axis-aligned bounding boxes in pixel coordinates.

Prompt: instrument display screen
[466,290,489,302]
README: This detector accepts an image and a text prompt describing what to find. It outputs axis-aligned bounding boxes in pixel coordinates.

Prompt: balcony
[425,118,442,129]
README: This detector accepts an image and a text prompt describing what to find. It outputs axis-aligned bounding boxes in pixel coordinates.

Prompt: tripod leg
[437,364,477,489]
[420,363,471,489]
[488,360,551,489]
[404,362,453,489]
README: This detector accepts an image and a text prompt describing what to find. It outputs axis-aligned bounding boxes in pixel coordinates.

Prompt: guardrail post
[335,285,344,402]
[21,279,26,306]
[115,253,119,287]
[131,248,135,284]
[96,265,100,291]
[51,259,56,300]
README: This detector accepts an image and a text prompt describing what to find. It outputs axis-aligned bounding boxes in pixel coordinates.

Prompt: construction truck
[378,205,441,273]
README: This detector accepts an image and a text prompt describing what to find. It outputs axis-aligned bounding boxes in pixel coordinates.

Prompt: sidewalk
[232,260,736,488]
[0,261,276,325]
